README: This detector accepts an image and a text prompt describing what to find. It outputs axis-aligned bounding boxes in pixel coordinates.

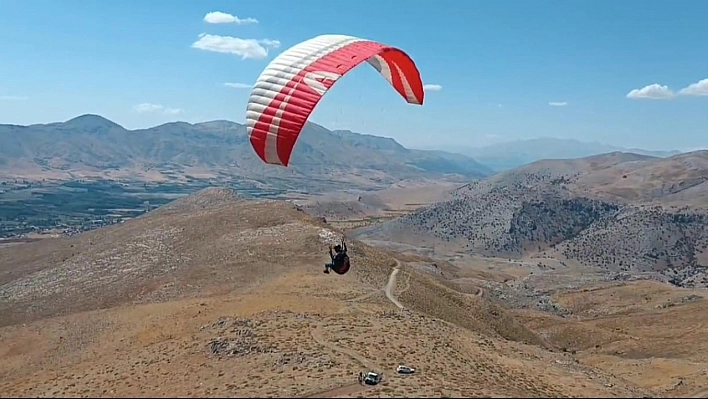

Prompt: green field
[0,179,288,238]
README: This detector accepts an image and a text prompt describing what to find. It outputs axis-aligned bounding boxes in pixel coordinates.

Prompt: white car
[363,371,382,385]
[396,365,416,374]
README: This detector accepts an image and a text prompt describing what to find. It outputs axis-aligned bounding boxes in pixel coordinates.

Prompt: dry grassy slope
[469,150,708,206]
[297,199,380,221]
[571,151,708,205]
[0,188,345,327]
[396,265,548,348]
[295,179,460,221]
[479,151,657,190]
[0,186,545,345]
[353,151,708,287]
[0,187,655,398]
[514,281,708,398]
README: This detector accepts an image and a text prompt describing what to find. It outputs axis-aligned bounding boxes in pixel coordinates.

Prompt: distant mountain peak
[152,121,195,129]
[194,120,243,130]
[64,114,124,129]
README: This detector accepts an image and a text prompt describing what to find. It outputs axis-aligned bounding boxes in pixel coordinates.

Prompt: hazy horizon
[2,113,699,155]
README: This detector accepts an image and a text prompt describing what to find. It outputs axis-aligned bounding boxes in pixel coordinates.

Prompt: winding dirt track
[384,260,405,309]
[303,260,406,398]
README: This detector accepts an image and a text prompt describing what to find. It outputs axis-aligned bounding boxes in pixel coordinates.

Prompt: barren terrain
[1,187,707,398]
[291,178,460,230]
[353,151,708,288]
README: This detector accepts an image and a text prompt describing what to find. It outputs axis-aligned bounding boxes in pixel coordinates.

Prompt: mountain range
[0,115,492,192]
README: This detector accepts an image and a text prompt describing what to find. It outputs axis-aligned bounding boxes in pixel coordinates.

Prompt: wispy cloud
[423,84,442,92]
[203,11,258,25]
[192,33,280,60]
[678,78,708,97]
[548,101,568,107]
[0,95,28,101]
[224,82,252,89]
[257,39,281,48]
[133,103,183,115]
[626,83,675,100]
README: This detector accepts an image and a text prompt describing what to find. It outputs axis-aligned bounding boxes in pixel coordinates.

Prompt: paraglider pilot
[325,238,348,274]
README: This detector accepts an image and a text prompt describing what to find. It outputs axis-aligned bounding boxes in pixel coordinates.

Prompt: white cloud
[192,33,280,60]
[204,11,258,25]
[626,83,675,100]
[257,39,281,49]
[224,82,252,89]
[678,78,708,96]
[423,84,442,92]
[133,103,183,115]
[549,101,568,107]
[0,95,28,101]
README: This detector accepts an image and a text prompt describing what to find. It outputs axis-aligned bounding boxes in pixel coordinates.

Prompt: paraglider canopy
[246,34,425,167]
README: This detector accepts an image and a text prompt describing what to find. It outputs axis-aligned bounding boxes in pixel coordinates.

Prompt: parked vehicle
[363,371,383,385]
[396,365,416,374]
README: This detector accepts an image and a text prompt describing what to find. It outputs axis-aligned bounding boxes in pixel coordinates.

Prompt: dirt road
[384,260,405,309]
[305,261,405,398]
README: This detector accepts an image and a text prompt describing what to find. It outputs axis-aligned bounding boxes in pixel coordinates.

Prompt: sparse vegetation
[356,151,708,288]
[3,148,708,398]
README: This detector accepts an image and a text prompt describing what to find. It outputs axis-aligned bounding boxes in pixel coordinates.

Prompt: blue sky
[0,0,706,151]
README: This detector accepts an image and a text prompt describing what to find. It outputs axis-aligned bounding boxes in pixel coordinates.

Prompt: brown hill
[0,187,657,398]
[293,178,460,222]
[514,280,708,398]
[571,150,708,205]
[352,151,708,287]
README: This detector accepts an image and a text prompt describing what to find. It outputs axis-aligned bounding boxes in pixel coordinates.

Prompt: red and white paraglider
[246,34,425,167]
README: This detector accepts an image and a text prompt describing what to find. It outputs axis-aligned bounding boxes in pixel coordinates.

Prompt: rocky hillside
[352,151,708,287]
[0,115,492,192]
